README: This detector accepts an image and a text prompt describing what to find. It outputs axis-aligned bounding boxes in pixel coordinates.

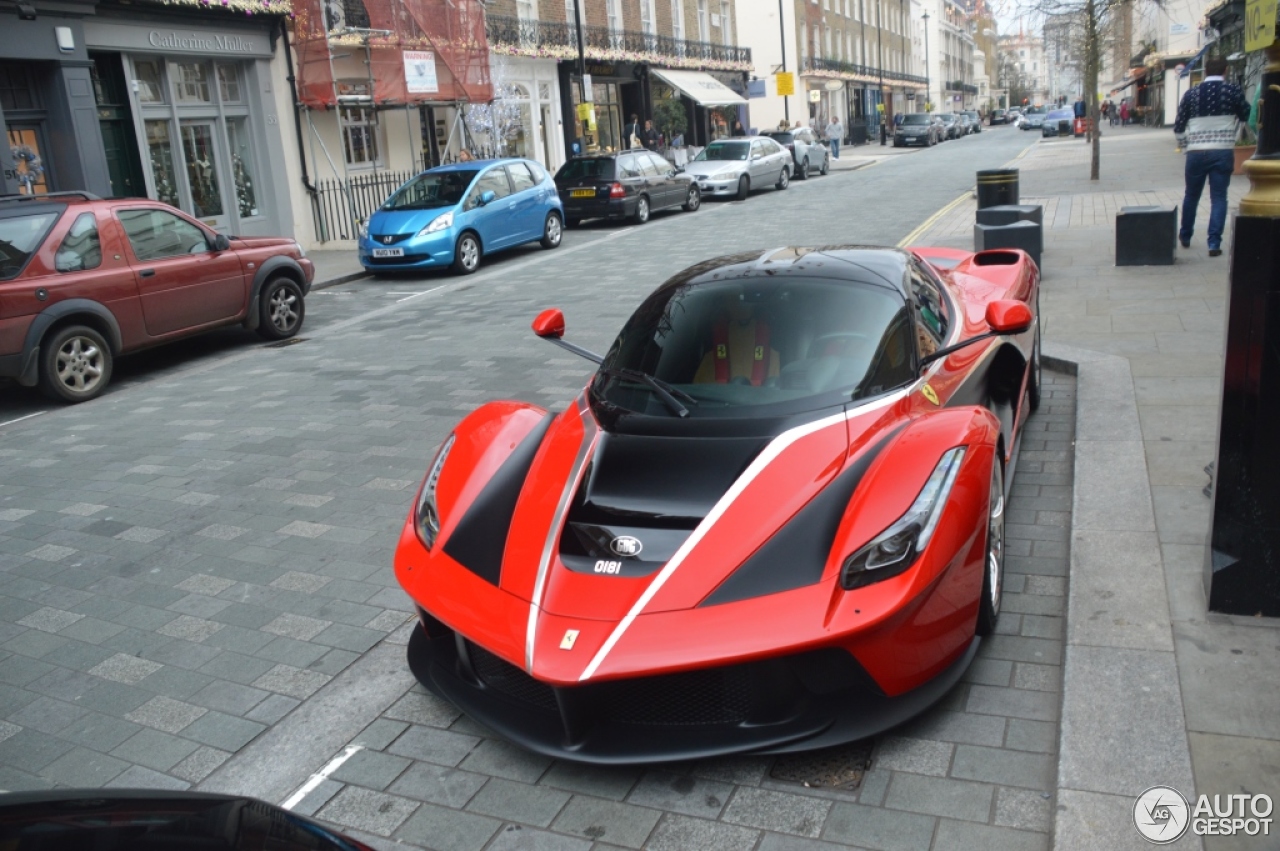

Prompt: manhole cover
[265,337,309,348]
[769,739,874,789]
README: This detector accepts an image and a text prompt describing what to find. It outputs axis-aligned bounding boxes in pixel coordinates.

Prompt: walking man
[1173,57,1250,256]
[825,116,843,159]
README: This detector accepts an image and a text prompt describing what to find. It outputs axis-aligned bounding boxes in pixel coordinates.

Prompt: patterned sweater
[1173,77,1250,151]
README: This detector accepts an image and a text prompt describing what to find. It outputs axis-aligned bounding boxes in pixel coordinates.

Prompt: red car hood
[483,392,909,675]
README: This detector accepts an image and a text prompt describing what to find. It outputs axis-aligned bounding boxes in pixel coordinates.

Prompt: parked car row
[893,111,988,147]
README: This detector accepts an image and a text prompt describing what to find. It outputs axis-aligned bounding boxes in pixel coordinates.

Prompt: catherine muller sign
[83,20,274,58]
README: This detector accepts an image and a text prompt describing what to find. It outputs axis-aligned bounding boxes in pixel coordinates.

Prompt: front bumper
[406,610,978,764]
[895,135,929,146]
[359,229,455,271]
[691,173,745,196]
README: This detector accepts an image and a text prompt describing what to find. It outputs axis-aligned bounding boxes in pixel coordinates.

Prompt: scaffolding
[293,0,493,108]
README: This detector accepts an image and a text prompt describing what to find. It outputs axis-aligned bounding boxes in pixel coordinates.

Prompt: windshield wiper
[598,367,696,418]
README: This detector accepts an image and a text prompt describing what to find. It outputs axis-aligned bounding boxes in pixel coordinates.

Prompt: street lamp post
[877,0,885,144]
[778,0,790,123]
[923,11,930,112]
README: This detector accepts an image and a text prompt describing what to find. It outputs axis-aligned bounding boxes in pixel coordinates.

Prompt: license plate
[570,189,595,198]
[371,248,404,258]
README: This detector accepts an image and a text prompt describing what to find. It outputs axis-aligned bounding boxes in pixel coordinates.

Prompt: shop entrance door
[178,121,229,230]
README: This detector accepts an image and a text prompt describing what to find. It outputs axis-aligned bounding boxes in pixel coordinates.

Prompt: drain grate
[769,739,874,789]
[265,337,309,348]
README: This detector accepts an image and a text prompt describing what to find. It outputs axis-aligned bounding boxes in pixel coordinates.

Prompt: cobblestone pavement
[0,127,1057,850]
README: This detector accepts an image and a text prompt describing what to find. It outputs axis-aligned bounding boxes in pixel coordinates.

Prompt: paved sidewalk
[912,125,1279,851]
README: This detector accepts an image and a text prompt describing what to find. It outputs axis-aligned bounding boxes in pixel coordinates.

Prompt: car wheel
[39,325,112,404]
[1028,314,1043,412]
[736,175,750,200]
[682,184,701,212]
[634,195,650,224]
[540,212,562,249]
[452,232,481,275]
[798,158,810,180]
[256,277,306,340]
[820,155,829,175]
[976,457,1005,636]
[775,166,790,190]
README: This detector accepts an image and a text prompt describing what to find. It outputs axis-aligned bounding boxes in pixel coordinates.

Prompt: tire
[540,212,562,249]
[976,457,1005,636]
[736,175,750,200]
[682,184,701,212]
[256,277,305,341]
[452,232,481,275]
[1028,313,1043,412]
[775,166,790,191]
[633,195,650,224]
[798,158,810,180]
[39,324,113,404]
[820,155,829,175]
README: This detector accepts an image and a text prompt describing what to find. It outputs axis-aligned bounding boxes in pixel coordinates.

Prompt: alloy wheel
[636,197,649,223]
[55,335,104,395]
[269,287,299,333]
[987,465,1005,616]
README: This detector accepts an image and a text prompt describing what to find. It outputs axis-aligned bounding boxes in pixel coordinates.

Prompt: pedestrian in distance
[1173,57,1250,256]
[626,114,643,149]
[1119,100,1130,126]
[731,120,746,136]
[825,116,843,159]
[642,120,660,151]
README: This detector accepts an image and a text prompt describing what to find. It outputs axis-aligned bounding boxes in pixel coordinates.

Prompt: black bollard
[1205,39,1280,616]
[976,169,1019,209]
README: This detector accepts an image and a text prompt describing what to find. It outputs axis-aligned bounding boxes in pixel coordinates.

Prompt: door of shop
[92,53,145,199]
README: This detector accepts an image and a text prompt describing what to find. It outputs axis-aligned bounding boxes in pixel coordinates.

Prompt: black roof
[653,247,911,299]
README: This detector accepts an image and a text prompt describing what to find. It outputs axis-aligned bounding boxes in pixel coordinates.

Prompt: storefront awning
[650,69,747,106]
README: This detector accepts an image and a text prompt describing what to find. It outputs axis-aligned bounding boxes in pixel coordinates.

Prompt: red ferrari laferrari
[393,245,1041,764]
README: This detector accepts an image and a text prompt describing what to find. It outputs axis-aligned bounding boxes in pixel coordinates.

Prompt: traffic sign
[1247,0,1277,53]
[776,72,795,96]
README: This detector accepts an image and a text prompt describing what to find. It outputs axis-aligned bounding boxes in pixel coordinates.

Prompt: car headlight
[414,434,455,549]
[419,212,454,236]
[293,241,306,258]
[840,447,966,590]
[358,221,368,239]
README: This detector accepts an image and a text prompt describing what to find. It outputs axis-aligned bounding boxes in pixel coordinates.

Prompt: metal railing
[945,80,980,94]
[485,14,752,67]
[802,56,927,86]
[310,170,414,243]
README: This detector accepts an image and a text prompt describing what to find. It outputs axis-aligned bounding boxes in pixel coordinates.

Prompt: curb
[1042,342,1202,851]
[312,269,370,291]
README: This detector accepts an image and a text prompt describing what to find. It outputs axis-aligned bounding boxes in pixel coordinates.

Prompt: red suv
[0,192,314,403]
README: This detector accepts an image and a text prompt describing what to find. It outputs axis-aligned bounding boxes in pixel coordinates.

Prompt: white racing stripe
[279,744,363,810]
[577,387,910,681]
[525,395,598,672]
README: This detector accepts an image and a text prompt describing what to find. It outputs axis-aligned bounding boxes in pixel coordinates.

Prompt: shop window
[134,59,166,104]
[0,63,39,111]
[226,118,260,218]
[55,213,103,273]
[145,120,180,207]
[118,209,210,262]
[174,62,212,104]
[7,128,48,196]
[217,65,242,103]
[180,123,224,218]
[341,106,381,167]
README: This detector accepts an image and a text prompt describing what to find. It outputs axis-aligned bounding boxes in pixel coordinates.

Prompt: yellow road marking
[897,191,971,247]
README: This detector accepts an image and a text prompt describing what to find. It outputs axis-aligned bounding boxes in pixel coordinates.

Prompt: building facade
[921,0,976,112]
[998,32,1047,107]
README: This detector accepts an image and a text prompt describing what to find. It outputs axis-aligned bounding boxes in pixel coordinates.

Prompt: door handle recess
[139,269,155,278]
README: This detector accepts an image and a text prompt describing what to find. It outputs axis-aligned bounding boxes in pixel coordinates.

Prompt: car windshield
[940,115,955,123]
[556,158,616,181]
[964,112,979,119]
[1026,107,1046,115]
[592,270,915,419]
[384,170,478,210]
[902,114,931,125]
[695,142,750,162]
[1048,109,1073,119]
[0,211,60,280]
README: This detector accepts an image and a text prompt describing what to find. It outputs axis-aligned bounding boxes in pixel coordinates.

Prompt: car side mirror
[985,300,1034,334]
[478,190,496,207]
[532,308,565,339]
[212,233,230,252]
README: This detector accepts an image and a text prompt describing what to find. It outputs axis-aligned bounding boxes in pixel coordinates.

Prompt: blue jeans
[830,139,840,159]
[1180,149,1235,250]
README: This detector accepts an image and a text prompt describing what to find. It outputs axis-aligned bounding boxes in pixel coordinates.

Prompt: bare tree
[1019,0,1147,179]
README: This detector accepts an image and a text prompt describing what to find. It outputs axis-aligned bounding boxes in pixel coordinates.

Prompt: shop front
[81,15,294,236]
[560,61,646,156]
[490,56,566,172]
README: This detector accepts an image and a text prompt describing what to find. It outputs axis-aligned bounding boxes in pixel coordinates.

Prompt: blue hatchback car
[359,158,564,275]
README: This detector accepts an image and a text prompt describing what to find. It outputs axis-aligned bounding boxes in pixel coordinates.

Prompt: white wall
[735,0,798,131]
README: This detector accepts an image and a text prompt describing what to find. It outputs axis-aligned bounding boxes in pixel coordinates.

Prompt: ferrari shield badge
[560,629,579,650]
[921,383,940,406]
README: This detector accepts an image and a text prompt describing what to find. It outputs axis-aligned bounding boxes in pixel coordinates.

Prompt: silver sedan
[682,137,792,201]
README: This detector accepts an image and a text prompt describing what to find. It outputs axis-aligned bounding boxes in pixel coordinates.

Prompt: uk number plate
[371,248,404,258]
[570,189,595,198]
